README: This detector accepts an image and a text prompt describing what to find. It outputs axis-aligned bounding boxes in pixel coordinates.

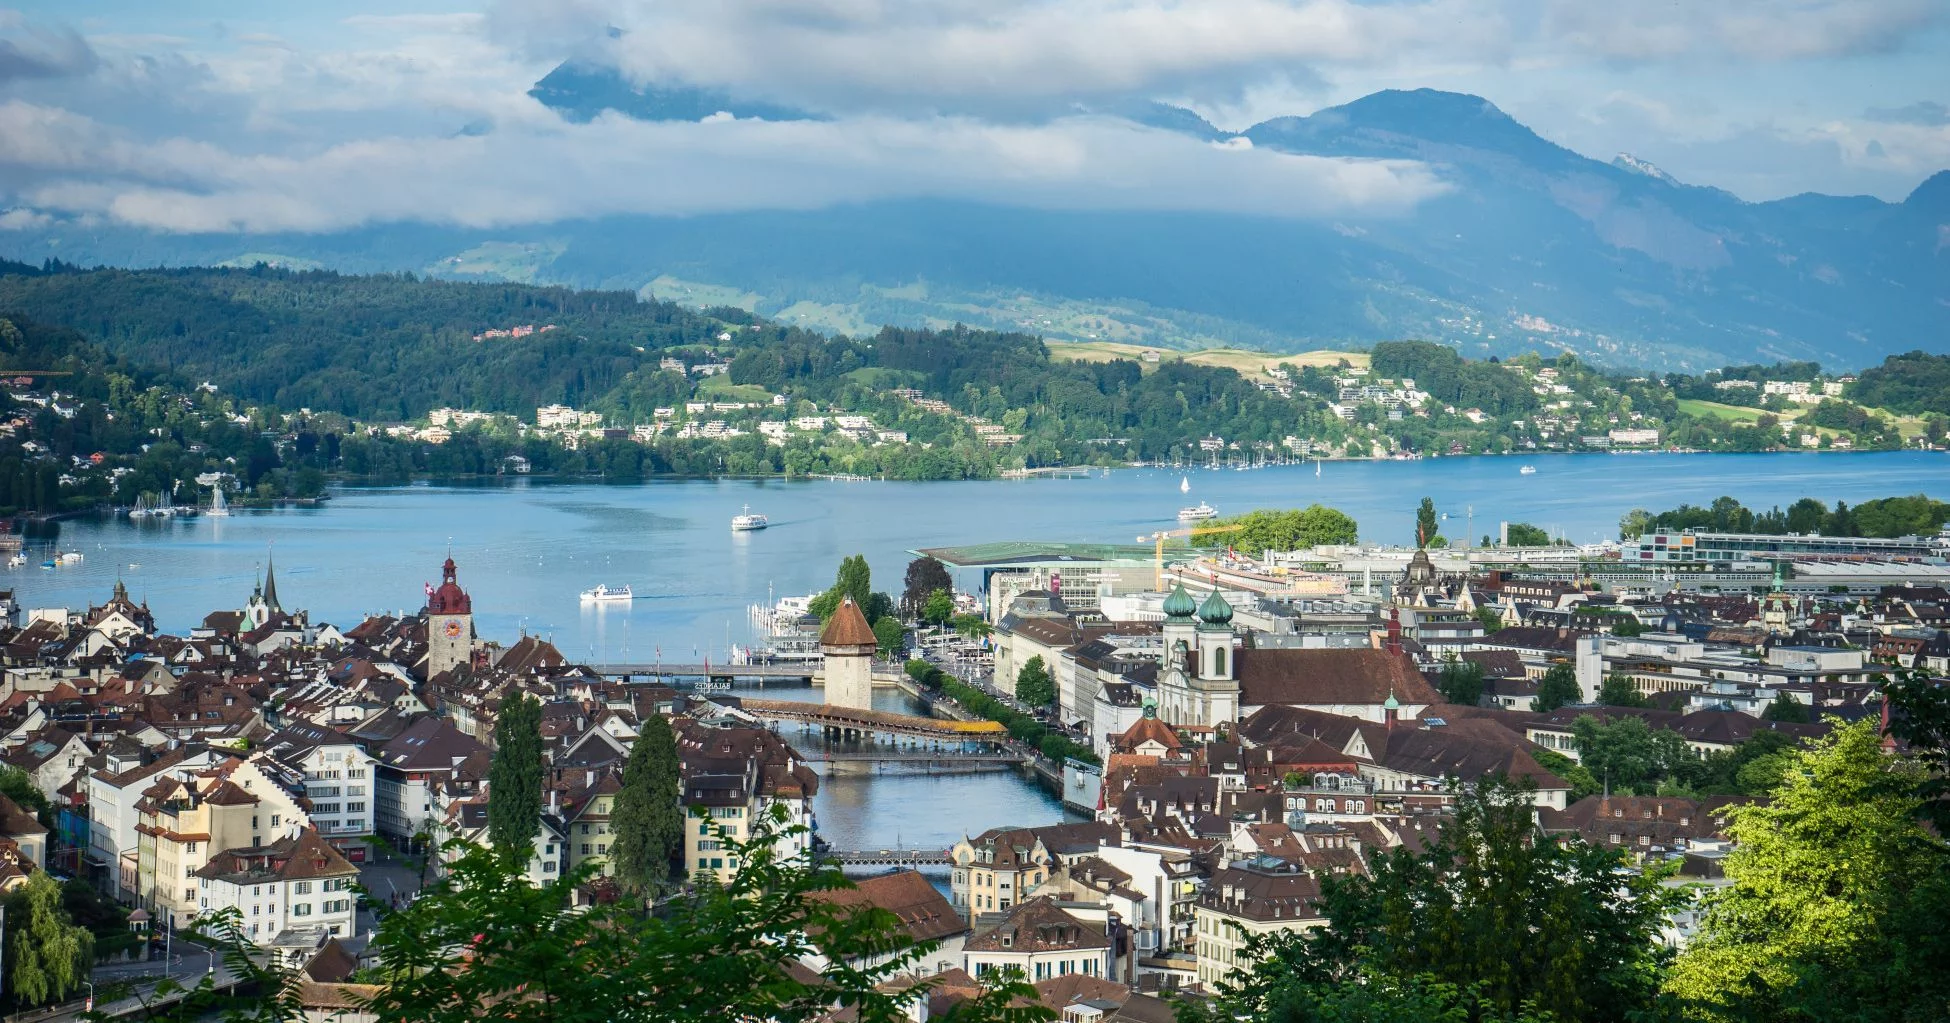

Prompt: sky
[1,0,1946,236]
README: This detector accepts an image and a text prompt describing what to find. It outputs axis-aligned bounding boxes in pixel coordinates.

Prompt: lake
[9,451,1941,853]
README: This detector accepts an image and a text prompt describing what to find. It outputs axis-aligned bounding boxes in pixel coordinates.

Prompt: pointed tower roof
[820,596,878,649]
[1163,583,1197,620]
[262,549,282,612]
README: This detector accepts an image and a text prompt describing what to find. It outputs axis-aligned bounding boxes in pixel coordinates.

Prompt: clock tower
[425,556,474,680]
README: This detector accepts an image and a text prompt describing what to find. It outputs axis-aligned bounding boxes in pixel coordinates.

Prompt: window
[292,904,312,916]
[270,815,281,828]
[597,844,607,854]
[581,844,592,855]
[581,824,591,835]
[347,802,365,813]
[294,882,312,894]
[543,862,557,873]
[186,842,198,853]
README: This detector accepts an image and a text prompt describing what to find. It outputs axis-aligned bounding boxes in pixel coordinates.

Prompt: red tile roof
[1237,649,1440,708]
[820,597,878,648]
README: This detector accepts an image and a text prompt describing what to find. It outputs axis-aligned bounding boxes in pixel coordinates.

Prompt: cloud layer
[0,0,1945,235]
[0,13,95,85]
[0,98,1446,233]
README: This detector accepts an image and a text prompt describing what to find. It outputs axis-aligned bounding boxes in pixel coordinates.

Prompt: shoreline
[15,446,1940,523]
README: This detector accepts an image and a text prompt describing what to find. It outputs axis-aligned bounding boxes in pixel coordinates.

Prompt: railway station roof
[914,542,1159,569]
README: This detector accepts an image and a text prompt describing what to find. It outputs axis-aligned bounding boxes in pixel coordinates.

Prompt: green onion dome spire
[1197,588,1234,626]
[1163,583,1198,619]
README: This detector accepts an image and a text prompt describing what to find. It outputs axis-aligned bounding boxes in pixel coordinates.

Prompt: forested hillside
[0,261,731,420]
[0,262,1942,514]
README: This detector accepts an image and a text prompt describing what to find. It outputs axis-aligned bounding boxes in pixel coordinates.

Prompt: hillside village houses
[0,522,1942,1003]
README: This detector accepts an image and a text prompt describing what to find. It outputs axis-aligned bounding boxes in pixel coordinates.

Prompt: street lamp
[84,980,95,1013]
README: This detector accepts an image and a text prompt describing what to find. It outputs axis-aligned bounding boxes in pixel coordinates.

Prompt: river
[8,451,1944,852]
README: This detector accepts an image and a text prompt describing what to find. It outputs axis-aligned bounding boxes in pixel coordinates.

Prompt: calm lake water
[10,451,1943,851]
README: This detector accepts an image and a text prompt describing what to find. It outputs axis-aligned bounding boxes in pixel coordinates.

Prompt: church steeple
[262,548,282,613]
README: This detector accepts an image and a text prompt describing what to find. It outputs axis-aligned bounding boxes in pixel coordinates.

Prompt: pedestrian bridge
[827,848,954,867]
[737,698,1007,740]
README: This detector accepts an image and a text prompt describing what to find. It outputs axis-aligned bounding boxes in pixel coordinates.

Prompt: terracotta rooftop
[1236,648,1441,708]
[820,596,878,648]
[810,869,967,945]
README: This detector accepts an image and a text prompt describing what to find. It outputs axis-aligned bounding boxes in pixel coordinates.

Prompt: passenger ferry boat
[1177,501,1219,522]
[1519,465,1538,475]
[731,504,769,531]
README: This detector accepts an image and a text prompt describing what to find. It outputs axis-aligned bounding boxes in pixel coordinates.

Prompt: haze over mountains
[6,66,1945,372]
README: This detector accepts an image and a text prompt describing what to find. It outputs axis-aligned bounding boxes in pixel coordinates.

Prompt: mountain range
[4,68,1944,372]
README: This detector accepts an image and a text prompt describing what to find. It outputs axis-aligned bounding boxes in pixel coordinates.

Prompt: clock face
[443,620,463,639]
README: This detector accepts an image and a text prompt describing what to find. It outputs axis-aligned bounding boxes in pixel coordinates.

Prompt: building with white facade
[195,829,359,947]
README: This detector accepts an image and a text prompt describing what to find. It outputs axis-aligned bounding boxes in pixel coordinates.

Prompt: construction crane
[1137,523,1244,590]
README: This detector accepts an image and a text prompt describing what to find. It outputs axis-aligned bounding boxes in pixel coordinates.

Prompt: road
[22,940,233,1022]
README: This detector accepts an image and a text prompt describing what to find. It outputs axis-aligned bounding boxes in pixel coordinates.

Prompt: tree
[809,554,874,621]
[901,555,953,615]
[1611,616,1645,637]
[952,613,993,644]
[1503,522,1551,546]
[1435,656,1484,707]
[1619,507,1652,540]
[1883,670,1950,835]
[609,715,684,895]
[873,615,906,659]
[1667,718,1950,1021]
[362,808,1053,1023]
[1760,691,1811,723]
[1571,715,1693,794]
[1209,776,1682,1023]
[1533,663,1581,713]
[1598,672,1647,707]
[1474,607,1503,633]
[1015,655,1055,707]
[0,765,49,821]
[1415,497,1439,548]
[2,872,90,1010]
[922,589,956,627]
[1204,505,1359,555]
[488,692,544,860]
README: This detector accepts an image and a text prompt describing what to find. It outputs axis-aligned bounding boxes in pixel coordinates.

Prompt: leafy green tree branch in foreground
[1185,776,1684,1023]
[1668,715,1950,1022]
[360,809,1051,1023]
